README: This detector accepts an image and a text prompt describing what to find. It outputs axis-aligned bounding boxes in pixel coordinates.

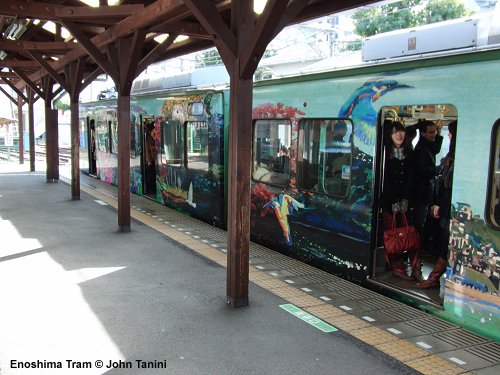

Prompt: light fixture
[4,21,27,40]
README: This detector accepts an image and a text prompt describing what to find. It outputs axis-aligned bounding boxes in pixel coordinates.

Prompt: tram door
[371,104,457,307]
[141,115,157,196]
[88,118,97,176]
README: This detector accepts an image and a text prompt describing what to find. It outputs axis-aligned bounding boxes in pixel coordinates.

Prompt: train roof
[131,65,229,96]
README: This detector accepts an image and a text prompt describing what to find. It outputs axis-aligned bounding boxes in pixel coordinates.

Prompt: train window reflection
[487,120,500,229]
[110,120,118,154]
[297,118,353,197]
[96,119,109,152]
[186,121,209,171]
[252,119,292,186]
[160,120,184,167]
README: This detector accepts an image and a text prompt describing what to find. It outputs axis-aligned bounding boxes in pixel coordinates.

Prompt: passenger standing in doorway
[145,122,157,193]
[381,121,420,280]
[413,119,443,249]
[417,120,456,288]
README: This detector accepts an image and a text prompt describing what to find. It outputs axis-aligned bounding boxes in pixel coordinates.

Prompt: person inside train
[405,124,417,149]
[413,119,443,250]
[324,121,351,195]
[381,121,421,280]
[144,121,157,194]
[275,145,290,174]
[417,120,456,289]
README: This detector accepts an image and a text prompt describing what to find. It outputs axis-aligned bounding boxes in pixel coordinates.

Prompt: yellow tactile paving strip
[77,182,469,375]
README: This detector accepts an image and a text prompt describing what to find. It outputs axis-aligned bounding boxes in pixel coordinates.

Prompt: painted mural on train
[154,92,225,227]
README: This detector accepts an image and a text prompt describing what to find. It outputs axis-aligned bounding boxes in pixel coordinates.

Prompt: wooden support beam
[117,29,147,94]
[152,21,210,40]
[0,40,75,54]
[0,72,21,79]
[13,69,43,98]
[61,20,118,81]
[28,88,36,172]
[1,60,40,69]
[0,77,27,103]
[0,85,18,106]
[29,51,70,92]
[0,2,144,21]
[137,33,178,75]
[62,59,87,201]
[82,67,104,92]
[55,4,144,20]
[117,94,131,232]
[240,0,302,79]
[183,0,237,64]
[17,94,24,164]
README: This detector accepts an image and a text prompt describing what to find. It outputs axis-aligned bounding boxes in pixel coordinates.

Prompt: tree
[352,0,422,38]
[352,0,474,38]
[195,49,222,68]
[419,0,474,24]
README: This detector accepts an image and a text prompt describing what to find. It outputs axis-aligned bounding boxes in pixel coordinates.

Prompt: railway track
[0,145,71,165]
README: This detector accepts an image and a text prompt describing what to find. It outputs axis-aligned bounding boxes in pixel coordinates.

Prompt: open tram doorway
[370,104,458,307]
[87,118,97,176]
[141,115,157,197]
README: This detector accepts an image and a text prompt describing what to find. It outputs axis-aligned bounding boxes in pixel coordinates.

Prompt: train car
[79,47,500,341]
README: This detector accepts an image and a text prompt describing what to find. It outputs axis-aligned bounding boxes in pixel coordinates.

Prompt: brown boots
[416,257,447,289]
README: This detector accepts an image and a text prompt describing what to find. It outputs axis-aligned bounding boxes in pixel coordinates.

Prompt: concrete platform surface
[0,161,419,374]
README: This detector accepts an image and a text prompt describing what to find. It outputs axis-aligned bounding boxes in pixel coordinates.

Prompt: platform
[0,160,499,375]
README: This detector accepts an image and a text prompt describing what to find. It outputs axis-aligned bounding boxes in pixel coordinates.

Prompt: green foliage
[352,0,422,38]
[195,49,222,68]
[54,100,70,112]
[419,0,474,24]
[352,0,474,38]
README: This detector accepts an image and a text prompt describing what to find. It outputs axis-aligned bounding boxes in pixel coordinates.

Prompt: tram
[79,37,500,341]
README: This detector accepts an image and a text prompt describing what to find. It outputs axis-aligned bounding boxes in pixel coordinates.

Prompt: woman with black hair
[417,120,457,289]
[381,121,421,280]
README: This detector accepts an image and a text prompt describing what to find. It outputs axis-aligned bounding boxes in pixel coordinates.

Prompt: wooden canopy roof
[0,0,377,92]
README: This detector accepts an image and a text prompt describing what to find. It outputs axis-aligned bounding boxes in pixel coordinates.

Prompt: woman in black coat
[381,121,421,280]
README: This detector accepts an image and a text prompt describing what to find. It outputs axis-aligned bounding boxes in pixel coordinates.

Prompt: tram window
[186,121,209,171]
[110,120,118,154]
[96,120,109,152]
[160,120,184,167]
[297,118,353,198]
[487,120,500,229]
[252,119,292,186]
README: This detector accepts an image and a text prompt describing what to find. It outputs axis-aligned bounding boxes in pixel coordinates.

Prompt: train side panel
[131,91,226,227]
[249,56,500,340]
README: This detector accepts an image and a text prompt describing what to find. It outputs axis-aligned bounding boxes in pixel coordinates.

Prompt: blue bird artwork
[338,79,412,155]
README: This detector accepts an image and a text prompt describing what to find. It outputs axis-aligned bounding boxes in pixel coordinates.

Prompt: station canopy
[0,0,378,91]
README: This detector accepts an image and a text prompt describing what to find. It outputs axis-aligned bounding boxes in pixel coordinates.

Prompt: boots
[411,260,424,282]
[409,249,423,282]
[390,254,412,280]
[416,257,447,289]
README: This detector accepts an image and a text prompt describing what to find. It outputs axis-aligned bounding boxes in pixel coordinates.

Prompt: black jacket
[414,135,443,204]
[381,148,415,213]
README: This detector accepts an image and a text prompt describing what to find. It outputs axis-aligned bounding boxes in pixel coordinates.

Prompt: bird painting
[264,194,305,246]
[338,79,412,155]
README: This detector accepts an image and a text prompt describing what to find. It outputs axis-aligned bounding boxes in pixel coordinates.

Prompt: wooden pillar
[226,72,253,307]
[117,94,131,232]
[45,105,59,182]
[70,99,80,199]
[28,89,35,171]
[17,95,24,164]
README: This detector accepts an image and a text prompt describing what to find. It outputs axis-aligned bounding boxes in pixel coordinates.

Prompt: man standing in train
[413,119,443,250]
